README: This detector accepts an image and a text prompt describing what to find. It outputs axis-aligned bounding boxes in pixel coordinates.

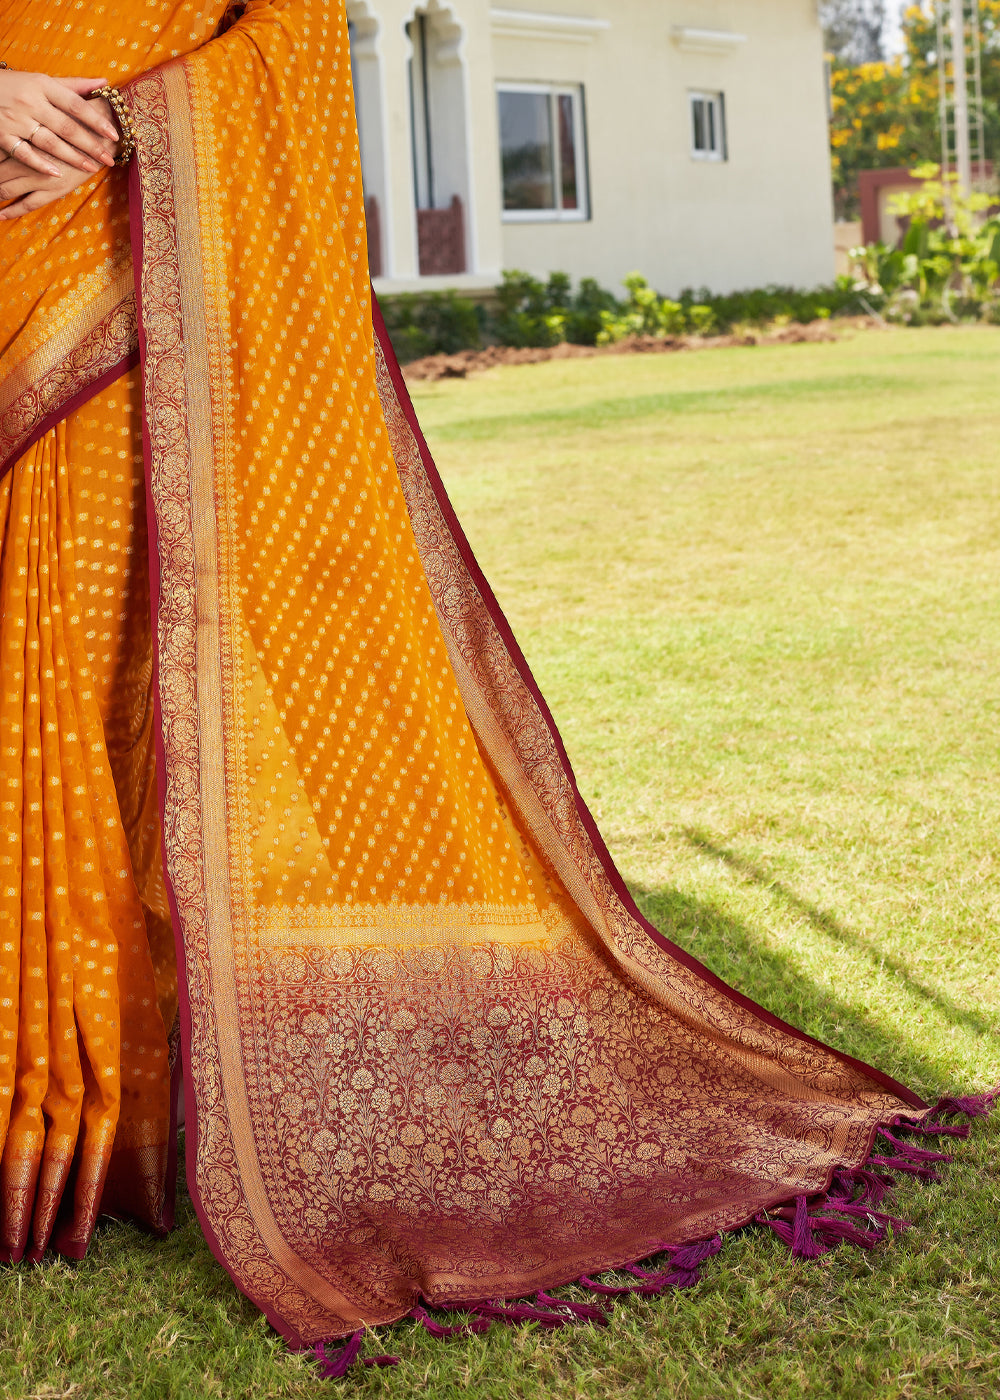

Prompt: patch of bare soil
[401,316,879,382]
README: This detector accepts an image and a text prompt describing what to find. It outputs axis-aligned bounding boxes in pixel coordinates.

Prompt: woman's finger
[0,169,33,203]
[53,77,110,95]
[0,136,61,178]
[45,80,121,144]
[0,187,52,219]
[30,124,112,173]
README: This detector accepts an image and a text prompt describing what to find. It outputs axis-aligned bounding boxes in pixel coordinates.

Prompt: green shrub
[596,273,686,343]
[493,271,566,346]
[849,164,1000,324]
[381,290,484,362]
[594,274,855,342]
[563,276,620,343]
[681,280,859,329]
[492,270,621,347]
[381,220,999,363]
[686,303,717,335]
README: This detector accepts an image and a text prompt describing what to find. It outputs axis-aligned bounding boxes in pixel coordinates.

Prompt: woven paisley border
[0,287,137,479]
[130,58,363,1347]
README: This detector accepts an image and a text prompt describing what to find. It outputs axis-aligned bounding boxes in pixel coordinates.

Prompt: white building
[350,0,836,298]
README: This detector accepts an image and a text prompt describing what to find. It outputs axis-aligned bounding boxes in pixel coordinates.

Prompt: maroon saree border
[0,347,139,482]
[0,301,139,481]
[129,91,232,1331]
[368,291,926,1116]
[128,72,321,1354]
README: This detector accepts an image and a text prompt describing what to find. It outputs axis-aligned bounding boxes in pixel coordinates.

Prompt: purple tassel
[876,1128,952,1164]
[577,1237,721,1300]
[625,1263,689,1287]
[821,1198,910,1233]
[536,1290,609,1324]
[755,1201,827,1258]
[790,1195,826,1258]
[868,1153,940,1180]
[757,1213,796,1250]
[757,1200,888,1258]
[812,1215,884,1250]
[669,1236,722,1271]
[409,1305,490,1338]
[829,1166,895,1208]
[472,1300,566,1329]
[625,1262,667,1280]
[578,1274,645,1296]
[313,1332,363,1379]
[931,1089,998,1119]
[892,1114,970,1140]
[313,1332,400,1376]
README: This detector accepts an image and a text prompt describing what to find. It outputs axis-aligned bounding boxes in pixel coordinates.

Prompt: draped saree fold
[0,0,962,1352]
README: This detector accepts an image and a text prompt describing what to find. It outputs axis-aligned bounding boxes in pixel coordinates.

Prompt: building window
[689,91,726,161]
[497,83,589,221]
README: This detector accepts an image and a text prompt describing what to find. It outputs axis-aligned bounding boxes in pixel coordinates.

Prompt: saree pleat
[0,372,171,1260]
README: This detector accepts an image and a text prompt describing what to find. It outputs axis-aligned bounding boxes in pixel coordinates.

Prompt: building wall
[360,0,835,297]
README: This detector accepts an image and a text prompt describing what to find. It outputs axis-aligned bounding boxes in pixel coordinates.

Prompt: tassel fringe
[312,1088,997,1377]
[313,1332,400,1378]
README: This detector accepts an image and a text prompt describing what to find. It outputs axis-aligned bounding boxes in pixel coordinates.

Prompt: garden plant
[850,164,1000,323]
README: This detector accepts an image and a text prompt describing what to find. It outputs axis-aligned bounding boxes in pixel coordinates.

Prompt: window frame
[689,89,727,163]
[496,81,590,222]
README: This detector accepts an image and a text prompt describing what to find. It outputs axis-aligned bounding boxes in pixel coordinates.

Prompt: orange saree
[0,0,992,1363]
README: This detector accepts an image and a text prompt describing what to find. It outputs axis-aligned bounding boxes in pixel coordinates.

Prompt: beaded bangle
[89,85,136,166]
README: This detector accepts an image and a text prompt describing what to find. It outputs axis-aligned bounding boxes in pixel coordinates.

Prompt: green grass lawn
[3,326,998,1399]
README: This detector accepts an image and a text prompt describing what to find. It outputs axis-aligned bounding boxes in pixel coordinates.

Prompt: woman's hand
[0,70,119,178]
[0,149,108,220]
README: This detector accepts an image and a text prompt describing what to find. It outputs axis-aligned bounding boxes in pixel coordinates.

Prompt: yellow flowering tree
[830,2,1000,218]
[829,57,937,216]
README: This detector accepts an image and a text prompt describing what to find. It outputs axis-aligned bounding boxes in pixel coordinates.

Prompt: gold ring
[27,122,42,142]
[7,137,25,158]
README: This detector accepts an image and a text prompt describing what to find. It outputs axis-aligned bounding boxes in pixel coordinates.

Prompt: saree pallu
[1,0,938,1347]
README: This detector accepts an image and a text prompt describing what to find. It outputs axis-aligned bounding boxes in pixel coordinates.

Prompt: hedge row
[379,269,867,363]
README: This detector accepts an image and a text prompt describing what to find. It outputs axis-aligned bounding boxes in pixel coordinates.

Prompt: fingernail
[84,159,100,171]
[103,126,118,139]
[101,153,115,166]
[47,165,61,175]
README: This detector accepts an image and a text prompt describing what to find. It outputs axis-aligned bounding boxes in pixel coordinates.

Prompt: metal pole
[419,13,435,210]
[969,0,987,184]
[950,0,971,193]
[936,0,951,181]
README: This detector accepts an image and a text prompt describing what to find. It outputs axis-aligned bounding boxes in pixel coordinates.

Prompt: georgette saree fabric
[0,0,977,1355]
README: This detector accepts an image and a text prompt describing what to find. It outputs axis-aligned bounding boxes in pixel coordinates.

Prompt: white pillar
[380,5,420,279]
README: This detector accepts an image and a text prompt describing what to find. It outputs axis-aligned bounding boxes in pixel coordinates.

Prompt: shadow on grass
[430,373,896,443]
[627,867,991,1099]
[680,827,997,1045]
